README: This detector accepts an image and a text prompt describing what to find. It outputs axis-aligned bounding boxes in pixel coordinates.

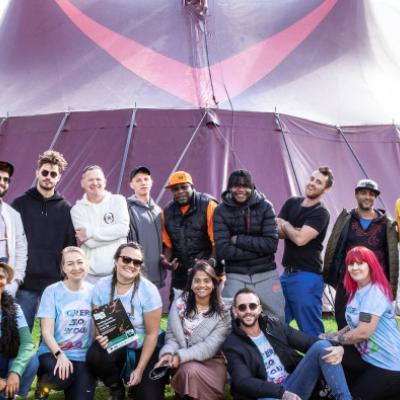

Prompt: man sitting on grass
[222,288,351,400]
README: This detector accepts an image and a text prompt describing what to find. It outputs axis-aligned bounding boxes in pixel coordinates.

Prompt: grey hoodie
[127,195,165,288]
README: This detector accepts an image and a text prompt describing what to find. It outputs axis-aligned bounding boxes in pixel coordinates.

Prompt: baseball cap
[165,171,193,189]
[0,161,14,177]
[355,179,380,196]
[130,166,151,181]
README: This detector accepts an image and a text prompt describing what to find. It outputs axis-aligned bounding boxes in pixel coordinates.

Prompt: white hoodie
[71,191,129,276]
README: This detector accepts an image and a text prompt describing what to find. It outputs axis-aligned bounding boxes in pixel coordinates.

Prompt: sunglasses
[236,302,259,312]
[119,256,143,267]
[41,170,58,178]
[0,176,10,184]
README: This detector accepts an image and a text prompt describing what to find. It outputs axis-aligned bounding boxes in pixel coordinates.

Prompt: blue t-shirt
[250,332,289,384]
[359,217,372,230]
[37,281,94,361]
[0,304,28,333]
[345,283,400,371]
[92,276,162,349]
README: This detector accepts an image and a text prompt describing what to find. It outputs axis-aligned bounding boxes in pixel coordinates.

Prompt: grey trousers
[222,270,285,321]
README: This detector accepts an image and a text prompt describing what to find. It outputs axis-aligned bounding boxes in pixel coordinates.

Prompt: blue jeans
[260,341,351,400]
[0,353,39,398]
[280,271,324,336]
[16,289,41,331]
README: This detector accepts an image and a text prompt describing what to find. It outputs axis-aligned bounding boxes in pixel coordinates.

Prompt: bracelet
[54,350,63,358]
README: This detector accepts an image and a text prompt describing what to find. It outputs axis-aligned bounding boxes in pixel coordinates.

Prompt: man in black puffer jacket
[213,170,284,320]
[223,288,351,400]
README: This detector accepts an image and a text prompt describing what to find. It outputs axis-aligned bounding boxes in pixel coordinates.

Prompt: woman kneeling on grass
[325,246,400,399]
[35,247,95,399]
[87,242,165,400]
[0,262,38,400]
[155,260,231,400]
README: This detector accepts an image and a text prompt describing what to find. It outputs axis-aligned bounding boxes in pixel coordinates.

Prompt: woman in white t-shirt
[86,242,164,400]
[330,246,400,399]
[36,246,95,399]
[155,260,231,400]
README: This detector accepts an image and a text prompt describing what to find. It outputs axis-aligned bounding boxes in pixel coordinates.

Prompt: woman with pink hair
[327,246,400,399]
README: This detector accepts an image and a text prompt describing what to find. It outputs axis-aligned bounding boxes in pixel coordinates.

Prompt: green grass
[26,317,338,399]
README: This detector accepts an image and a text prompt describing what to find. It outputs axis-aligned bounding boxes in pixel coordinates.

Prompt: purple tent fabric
[1,1,400,124]
[1,1,400,308]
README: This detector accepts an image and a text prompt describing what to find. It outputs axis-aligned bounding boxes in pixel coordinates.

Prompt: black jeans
[334,283,348,330]
[342,345,400,400]
[86,341,165,399]
[37,353,96,400]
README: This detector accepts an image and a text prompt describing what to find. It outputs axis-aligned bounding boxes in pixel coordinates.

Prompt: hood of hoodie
[221,188,266,208]
[26,187,65,202]
[75,190,112,207]
[127,194,156,210]
[26,187,66,216]
[351,207,387,221]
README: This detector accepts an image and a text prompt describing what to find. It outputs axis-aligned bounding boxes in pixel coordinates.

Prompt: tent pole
[156,110,208,204]
[49,111,70,150]
[0,116,7,132]
[31,111,70,187]
[116,108,137,194]
[274,112,302,196]
[336,125,388,211]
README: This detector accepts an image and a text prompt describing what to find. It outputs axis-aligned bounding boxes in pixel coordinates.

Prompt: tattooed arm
[336,314,380,345]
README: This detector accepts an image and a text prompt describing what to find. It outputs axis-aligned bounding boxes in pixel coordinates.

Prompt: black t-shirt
[279,197,330,273]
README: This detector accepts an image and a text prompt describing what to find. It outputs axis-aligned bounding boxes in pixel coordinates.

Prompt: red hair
[344,246,393,302]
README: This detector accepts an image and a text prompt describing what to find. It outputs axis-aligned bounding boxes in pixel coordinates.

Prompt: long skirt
[171,355,227,400]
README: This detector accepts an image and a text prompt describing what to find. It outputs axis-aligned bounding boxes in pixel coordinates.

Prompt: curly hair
[0,291,20,358]
[37,150,68,173]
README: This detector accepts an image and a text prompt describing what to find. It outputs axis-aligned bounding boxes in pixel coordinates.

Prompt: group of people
[0,150,399,399]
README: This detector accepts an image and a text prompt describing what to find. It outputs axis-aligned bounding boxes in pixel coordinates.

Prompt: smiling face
[234,292,262,328]
[36,163,61,193]
[171,183,193,206]
[115,246,143,284]
[62,251,88,282]
[355,189,376,212]
[348,261,371,288]
[81,168,106,199]
[130,172,153,198]
[304,170,329,200]
[191,270,214,302]
[229,182,252,204]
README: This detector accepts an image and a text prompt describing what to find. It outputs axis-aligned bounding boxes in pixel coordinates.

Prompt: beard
[238,314,259,328]
[357,200,374,211]
[0,187,7,198]
[38,181,56,192]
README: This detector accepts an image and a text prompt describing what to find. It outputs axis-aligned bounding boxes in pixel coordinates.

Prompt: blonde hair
[61,246,89,278]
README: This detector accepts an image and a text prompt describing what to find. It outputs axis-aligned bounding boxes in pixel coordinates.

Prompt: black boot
[109,382,126,400]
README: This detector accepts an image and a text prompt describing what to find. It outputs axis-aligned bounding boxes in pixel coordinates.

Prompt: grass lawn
[25,316,339,399]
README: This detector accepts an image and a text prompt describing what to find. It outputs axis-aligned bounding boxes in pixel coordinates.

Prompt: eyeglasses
[236,302,259,312]
[41,170,58,179]
[171,183,190,192]
[119,256,143,267]
[0,176,10,184]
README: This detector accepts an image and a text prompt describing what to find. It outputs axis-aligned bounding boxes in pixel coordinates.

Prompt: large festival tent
[1,1,399,298]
